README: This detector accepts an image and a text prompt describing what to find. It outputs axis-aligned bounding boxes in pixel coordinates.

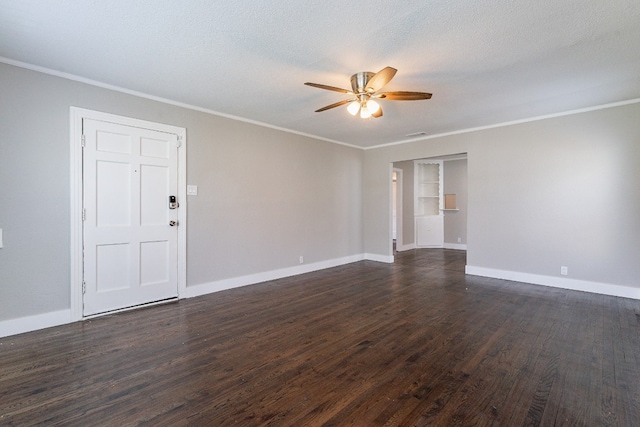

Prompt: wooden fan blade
[378,91,432,100]
[315,99,353,112]
[365,67,397,93]
[372,106,383,118]
[305,82,353,94]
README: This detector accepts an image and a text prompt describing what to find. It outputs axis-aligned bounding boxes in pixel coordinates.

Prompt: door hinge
[176,136,182,148]
[82,208,86,221]
[81,134,86,147]
[82,281,86,294]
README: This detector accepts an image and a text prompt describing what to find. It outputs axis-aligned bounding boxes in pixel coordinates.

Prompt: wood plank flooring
[1,249,639,426]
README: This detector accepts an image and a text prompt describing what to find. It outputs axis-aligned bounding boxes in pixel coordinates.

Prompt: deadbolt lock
[169,195,178,209]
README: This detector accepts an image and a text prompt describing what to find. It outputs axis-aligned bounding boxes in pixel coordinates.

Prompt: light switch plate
[187,185,198,196]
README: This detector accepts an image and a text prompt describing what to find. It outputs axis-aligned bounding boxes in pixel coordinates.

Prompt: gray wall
[0,63,363,322]
[364,102,640,288]
[443,159,467,246]
[2,60,639,325]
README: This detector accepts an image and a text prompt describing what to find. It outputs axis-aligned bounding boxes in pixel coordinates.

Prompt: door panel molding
[70,107,187,321]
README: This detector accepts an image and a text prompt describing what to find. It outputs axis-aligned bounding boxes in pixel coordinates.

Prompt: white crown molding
[368,97,640,150]
[4,56,639,152]
[0,57,360,150]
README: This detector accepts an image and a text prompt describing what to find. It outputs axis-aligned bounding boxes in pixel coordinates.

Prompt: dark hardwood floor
[1,249,639,426]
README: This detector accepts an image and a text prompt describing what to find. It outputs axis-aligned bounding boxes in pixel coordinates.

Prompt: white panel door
[83,119,179,316]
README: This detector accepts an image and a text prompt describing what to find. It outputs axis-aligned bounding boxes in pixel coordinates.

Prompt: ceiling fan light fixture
[366,99,380,114]
[347,100,360,116]
[360,105,371,119]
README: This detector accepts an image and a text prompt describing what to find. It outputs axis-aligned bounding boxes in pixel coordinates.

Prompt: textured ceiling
[1,0,639,148]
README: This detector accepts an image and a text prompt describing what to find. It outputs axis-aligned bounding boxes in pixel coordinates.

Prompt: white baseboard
[2,255,371,337]
[465,265,640,300]
[444,243,467,250]
[395,243,416,252]
[185,254,366,298]
[364,253,395,263]
[0,309,71,339]
[396,243,466,251]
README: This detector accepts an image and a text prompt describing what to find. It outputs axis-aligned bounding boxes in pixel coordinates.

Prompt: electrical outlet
[457,237,461,243]
[560,266,568,276]
[299,256,304,264]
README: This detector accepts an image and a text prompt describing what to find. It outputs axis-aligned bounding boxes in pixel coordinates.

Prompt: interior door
[82,118,179,316]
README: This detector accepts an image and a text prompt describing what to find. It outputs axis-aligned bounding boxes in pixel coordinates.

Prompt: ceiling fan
[305,66,431,119]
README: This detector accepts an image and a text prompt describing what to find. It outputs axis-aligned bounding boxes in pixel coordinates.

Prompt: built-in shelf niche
[443,193,458,211]
[414,159,444,247]
[414,161,442,216]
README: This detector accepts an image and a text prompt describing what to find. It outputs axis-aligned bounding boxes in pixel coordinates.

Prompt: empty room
[1,1,639,425]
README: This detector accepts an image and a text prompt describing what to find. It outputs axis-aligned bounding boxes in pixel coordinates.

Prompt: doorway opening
[391,154,468,254]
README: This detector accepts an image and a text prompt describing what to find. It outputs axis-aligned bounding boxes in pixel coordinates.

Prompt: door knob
[169,221,177,227]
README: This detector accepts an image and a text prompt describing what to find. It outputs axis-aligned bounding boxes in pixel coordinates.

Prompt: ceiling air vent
[405,132,427,138]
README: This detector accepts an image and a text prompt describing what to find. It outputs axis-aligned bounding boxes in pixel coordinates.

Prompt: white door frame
[69,107,187,321]
[392,167,403,251]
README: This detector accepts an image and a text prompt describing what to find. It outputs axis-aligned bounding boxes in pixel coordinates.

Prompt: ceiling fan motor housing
[351,72,375,94]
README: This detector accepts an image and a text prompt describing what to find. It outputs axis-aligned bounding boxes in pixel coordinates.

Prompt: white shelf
[414,160,443,217]
[414,159,445,247]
